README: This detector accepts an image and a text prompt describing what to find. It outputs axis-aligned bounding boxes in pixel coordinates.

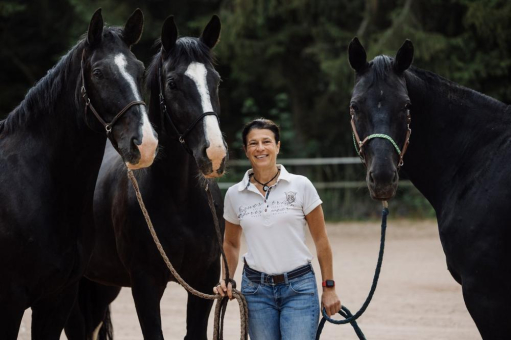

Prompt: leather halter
[80,50,146,135]
[350,106,411,168]
[158,55,219,155]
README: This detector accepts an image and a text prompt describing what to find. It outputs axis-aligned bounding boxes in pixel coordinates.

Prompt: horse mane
[0,39,85,134]
[1,27,126,135]
[367,54,508,112]
[406,65,508,113]
[146,37,216,94]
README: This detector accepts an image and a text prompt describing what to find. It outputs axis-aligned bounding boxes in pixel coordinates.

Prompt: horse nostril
[132,137,141,147]
[369,171,375,185]
[392,171,398,184]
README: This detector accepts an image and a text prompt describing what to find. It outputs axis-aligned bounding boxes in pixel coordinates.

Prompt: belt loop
[284,272,289,284]
[260,272,265,285]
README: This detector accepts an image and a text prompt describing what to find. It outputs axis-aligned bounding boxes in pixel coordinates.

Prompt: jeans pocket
[241,275,260,295]
[289,276,316,295]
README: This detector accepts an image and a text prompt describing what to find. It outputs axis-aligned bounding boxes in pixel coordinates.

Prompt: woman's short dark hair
[242,118,280,147]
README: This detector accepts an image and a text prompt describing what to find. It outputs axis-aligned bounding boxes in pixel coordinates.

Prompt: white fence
[217,157,413,189]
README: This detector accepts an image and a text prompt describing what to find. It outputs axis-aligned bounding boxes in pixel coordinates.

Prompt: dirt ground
[19,218,481,340]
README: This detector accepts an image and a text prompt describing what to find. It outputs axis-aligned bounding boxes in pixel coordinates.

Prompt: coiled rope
[127,169,248,340]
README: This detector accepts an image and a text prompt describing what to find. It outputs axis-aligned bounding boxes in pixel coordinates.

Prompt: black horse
[0,9,158,339]
[348,38,511,339]
[65,15,227,340]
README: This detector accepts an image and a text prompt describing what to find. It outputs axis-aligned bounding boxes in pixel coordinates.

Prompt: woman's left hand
[321,289,341,317]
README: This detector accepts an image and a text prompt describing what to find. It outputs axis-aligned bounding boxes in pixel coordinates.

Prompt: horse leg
[184,264,218,340]
[65,277,121,340]
[0,293,26,340]
[131,273,166,340]
[462,279,511,339]
[184,290,214,340]
[31,282,79,340]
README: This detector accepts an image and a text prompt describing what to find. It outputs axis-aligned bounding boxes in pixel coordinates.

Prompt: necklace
[251,168,280,192]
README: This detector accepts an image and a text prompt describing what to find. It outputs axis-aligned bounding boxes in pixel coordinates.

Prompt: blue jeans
[241,270,320,340]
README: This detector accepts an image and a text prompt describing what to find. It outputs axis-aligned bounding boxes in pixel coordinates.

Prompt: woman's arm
[306,205,342,317]
[213,220,242,299]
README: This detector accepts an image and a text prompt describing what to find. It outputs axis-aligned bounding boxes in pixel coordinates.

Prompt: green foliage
[1,0,509,219]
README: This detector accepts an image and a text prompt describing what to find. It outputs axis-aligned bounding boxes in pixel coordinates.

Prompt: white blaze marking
[114,54,158,169]
[185,62,226,175]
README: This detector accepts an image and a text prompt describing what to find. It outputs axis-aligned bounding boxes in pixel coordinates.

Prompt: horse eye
[405,103,412,110]
[350,104,359,113]
[92,69,103,79]
[167,78,176,90]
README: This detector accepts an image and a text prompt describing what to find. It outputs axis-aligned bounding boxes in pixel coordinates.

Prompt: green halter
[352,133,402,156]
[350,106,411,168]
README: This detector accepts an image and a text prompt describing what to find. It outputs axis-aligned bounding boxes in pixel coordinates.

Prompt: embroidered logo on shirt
[284,191,297,204]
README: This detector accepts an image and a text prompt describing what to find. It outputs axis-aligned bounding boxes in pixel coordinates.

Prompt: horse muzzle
[366,168,399,201]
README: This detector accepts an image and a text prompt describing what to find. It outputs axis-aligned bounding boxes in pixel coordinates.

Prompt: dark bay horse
[348,37,511,339]
[66,15,227,340]
[0,9,158,339]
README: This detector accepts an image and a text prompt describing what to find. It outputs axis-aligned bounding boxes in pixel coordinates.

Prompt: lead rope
[315,201,389,340]
[127,169,248,340]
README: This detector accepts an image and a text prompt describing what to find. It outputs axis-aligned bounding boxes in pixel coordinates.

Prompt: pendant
[263,185,269,192]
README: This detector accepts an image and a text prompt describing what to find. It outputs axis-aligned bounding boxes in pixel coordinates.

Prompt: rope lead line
[127,169,248,340]
[316,202,389,340]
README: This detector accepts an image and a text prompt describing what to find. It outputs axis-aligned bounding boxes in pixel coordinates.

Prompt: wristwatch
[322,280,335,288]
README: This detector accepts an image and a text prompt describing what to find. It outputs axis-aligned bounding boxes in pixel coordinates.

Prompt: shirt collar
[238,164,291,191]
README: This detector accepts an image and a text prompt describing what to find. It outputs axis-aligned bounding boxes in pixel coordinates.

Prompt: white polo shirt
[223,165,322,274]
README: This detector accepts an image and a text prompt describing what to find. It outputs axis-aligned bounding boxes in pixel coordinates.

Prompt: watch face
[325,280,335,287]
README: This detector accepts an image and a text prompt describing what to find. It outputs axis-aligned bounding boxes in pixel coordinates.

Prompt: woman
[213,118,341,340]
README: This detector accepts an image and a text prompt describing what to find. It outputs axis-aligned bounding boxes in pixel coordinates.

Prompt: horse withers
[65,15,227,340]
[0,9,157,340]
[348,37,511,339]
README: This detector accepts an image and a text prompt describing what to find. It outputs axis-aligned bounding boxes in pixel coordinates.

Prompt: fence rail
[226,157,363,166]
[218,157,413,190]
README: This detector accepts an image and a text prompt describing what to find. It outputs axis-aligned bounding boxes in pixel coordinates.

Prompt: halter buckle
[105,125,112,133]
[179,136,185,144]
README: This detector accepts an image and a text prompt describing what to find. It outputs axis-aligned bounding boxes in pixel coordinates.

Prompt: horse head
[348,37,413,200]
[154,15,227,178]
[82,8,158,169]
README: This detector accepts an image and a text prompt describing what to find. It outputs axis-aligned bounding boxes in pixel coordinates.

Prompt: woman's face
[244,128,280,168]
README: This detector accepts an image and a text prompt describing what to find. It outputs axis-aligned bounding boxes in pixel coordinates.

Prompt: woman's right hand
[212,279,234,299]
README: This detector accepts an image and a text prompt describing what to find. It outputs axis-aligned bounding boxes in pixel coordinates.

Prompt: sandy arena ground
[19,218,481,339]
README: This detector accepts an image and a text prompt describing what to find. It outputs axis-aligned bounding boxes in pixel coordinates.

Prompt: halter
[80,50,146,135]
[350,106,411,168]
[158,55,219,155]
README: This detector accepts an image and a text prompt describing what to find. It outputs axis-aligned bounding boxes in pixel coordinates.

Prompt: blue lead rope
[315,205,389,340]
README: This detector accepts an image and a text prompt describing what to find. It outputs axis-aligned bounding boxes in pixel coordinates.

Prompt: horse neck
[402,68,510,211]
[4,45,107,188]
[148,93,201,198]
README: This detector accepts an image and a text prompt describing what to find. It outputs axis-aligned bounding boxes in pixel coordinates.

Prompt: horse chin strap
[350,106,411,168]
[158,56,219,155]
[80,50,146,136]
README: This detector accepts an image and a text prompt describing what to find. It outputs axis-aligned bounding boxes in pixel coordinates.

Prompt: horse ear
[123,8,144,46]
[87,8,104,46]
[162,15,178,53]
[394,39,414,73]
[200,15,221,49]
[348,37,368,73]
